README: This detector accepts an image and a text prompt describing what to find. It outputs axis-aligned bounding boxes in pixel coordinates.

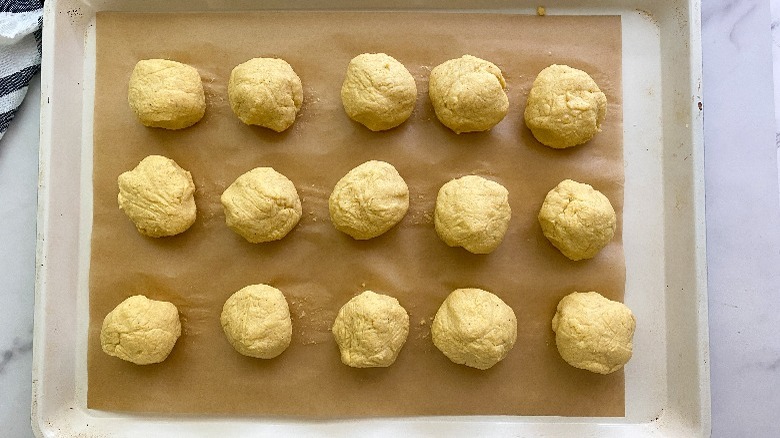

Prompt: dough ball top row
[126,56,607,148]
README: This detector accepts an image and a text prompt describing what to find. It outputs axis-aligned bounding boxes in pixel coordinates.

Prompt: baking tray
[32,0,709,436]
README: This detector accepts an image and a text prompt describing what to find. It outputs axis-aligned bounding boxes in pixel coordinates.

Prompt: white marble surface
[0,73,39,438]
[3,1,780,436]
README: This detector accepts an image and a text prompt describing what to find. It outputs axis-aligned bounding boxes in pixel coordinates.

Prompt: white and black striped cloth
[0,0,42,141]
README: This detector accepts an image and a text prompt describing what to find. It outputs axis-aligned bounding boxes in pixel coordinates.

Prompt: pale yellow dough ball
[538,179,616,261]
[329,160,409,240]
[552,291,636,374]
[432,288,517,370]
[117,155,196,238]
[341,53,418,131]
[524,64,607,148]
[100,295,181,365]
[221,167,302,243]
[228,58,303,132]
[332,291,410,368]
[428,55,509,134]
[220,284,293,359]
[127,59,206,130]
[434,175,512,254]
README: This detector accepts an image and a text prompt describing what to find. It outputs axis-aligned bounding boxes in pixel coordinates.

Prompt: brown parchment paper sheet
[88,11,624,417]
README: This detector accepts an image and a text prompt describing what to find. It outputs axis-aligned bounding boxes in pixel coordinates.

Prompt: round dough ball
[332,291,410,368]
[432,288,517,370]
[434,175,512,254]
[329,160,409,240]
[118,155,196,238]
[127,59,205,130]
[221,167,302,243]
[100,295,181,365]
[428,55,509,134]
[552,291,636,374]
[538,179,616,261]
[220,284,293,359]
[524,64,607,149]
[228,58,303,132]
[340,53,418,131]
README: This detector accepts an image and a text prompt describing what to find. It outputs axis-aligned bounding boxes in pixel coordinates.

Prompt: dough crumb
[537,6,546,16]
[552,291,636,374]
[100,295,181,365]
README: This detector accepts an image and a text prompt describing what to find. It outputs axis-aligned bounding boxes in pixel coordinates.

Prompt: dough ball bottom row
[100,288,635,374]
[220,284,293,359]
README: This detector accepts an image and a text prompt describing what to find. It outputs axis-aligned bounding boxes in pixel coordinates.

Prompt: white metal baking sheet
[32,0,709,436]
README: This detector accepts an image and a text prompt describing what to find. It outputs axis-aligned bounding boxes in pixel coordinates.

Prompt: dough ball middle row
[117,156,616,260]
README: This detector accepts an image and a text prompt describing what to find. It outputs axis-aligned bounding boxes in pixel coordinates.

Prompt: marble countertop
[2,1,780,436]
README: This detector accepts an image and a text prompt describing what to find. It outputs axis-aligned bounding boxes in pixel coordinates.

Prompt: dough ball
[127,59,206,130]
[228,58,303,132]
[221,167,302,243]
[524,64,607,148]
[117,155,196,238]
[552,291,636,374]
[538,179,616,261]
[340,53,418,131]
[329,160,409,240]
[428,55,509,134]
[432,288,517,370]
[100,295,181,365]
[220,284,293,359]
[332,291,410,368]
[434,175,512,254]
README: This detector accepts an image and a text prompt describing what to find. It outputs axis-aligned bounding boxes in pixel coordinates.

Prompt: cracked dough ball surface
[117,155,196,238]
[220,284,293,359]
[552,291,636,374]
[524,64,607,149]
[538,179,616,261]
[100,295,181,365]
[428,55,509,134]
[432,288,517,370]
[127,59,206,130]
[228,58,303,132]
[221,167,302,243]
[329,160,409,240]
[332,291,410,368]
[341,53,417,131]
[434,175,511,254]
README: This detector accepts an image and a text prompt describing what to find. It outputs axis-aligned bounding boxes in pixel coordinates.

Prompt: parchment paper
[89,11,624,417]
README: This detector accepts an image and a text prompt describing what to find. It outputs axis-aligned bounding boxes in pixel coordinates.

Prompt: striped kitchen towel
[0,0,43,141]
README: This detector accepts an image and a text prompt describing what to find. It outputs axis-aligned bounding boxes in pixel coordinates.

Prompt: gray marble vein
[0,335,33,375]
